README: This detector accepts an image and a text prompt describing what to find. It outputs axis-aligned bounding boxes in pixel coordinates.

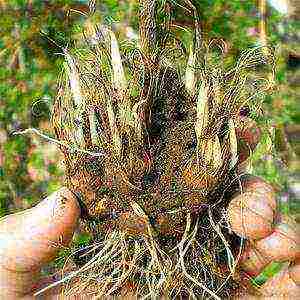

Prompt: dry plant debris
[33,0,276,298]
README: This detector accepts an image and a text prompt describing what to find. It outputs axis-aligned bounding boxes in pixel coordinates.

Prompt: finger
[289,257,300,285]
[239,215,300,276]
[259,264,300,298]
[239,242,271,277]
[227,175,277,240]
[254,215,300,262]
[233,266,300,299]
[0,187,80,298]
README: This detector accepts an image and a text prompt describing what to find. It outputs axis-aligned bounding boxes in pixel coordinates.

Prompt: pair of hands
[0,188,299,299]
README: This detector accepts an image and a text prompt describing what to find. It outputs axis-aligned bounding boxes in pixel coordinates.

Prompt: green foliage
[73,232,92,247]
[0,1,78,215]
[252,262,284,286]
[53,248,73,269]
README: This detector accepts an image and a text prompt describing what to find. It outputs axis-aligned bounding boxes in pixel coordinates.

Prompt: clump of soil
[50,1,274,298]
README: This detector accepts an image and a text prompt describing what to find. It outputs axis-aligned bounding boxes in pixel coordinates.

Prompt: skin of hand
[236,264,300,299]
[0,187,80,299]
[0,187,298,299]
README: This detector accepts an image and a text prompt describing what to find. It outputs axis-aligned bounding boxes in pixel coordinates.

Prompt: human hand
[235,223,300,299]
[0,188,80,299]
[227,176,300,298]
[0,185,298,299]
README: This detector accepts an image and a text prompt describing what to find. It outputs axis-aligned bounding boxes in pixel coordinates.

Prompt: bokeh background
[0,1,299,276]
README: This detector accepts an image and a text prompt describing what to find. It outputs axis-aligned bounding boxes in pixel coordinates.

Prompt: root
[13,128,104,157]
[30,2,275,299]
[35,212,239,299]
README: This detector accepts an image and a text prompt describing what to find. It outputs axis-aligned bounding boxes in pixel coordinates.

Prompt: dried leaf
[228,119,238,169]
[109,30,127,92]
[185,44,196,95]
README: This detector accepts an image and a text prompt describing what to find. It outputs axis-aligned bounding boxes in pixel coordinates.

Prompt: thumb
[0,187,80,298]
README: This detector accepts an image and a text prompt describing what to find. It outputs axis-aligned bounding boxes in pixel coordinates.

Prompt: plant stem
[138,0,156,57]
[259,0,267,46]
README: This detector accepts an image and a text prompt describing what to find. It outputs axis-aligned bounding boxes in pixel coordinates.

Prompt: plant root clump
[41,211,241,299]
[45,1,275,298]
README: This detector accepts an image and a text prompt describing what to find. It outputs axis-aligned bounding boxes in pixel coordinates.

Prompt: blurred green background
[0,0,299,219]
